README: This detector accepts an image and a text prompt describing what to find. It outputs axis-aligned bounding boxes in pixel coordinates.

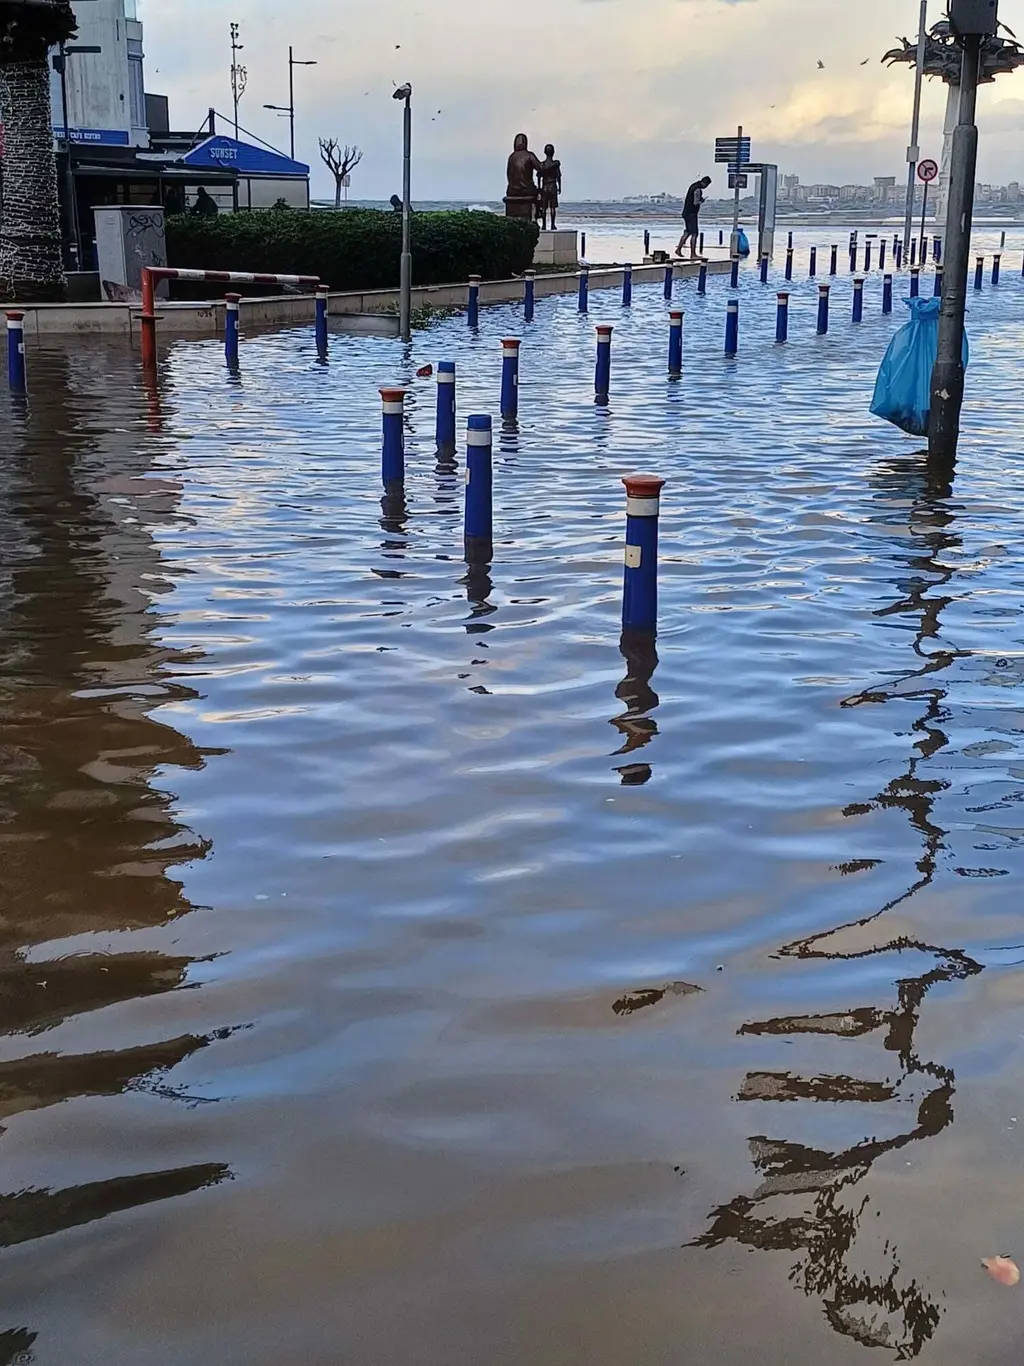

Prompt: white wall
[49,0,147,148]
[243,178,309,209]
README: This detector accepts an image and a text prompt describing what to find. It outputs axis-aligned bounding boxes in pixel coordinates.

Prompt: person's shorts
[683,212,699,237]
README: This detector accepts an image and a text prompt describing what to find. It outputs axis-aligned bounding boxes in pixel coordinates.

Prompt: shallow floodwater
[2,238,1024,1365]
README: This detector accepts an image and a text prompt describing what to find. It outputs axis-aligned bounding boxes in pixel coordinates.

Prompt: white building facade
[49,0,148,148]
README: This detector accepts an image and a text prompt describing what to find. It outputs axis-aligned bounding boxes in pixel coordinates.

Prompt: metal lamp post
[902,0,928,260]
[53,41,101,272]
[263,46,316,161]
[393,83,413,344]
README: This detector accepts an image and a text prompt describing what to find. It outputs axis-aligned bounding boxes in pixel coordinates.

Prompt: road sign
[728,173,748,190]
[715,136,751,165]
[918,159,939,183]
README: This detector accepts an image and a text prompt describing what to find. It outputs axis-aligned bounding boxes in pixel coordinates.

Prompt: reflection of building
[692,459,978,1358]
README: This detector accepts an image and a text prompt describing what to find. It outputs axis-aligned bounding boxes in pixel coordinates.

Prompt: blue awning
[182,135,309,178]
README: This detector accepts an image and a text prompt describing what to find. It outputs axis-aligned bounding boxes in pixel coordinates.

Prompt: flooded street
[3,236,1024,1363]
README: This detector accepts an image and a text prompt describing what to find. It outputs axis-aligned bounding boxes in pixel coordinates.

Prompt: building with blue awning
[180,135,310,210]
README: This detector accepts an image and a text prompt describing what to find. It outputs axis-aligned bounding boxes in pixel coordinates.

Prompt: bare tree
[319,139,363,209]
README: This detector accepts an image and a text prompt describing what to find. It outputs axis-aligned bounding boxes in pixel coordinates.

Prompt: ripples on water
[1,232,1024,1364]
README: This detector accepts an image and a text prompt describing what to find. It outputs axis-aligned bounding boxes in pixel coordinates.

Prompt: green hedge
[165,208,539,291]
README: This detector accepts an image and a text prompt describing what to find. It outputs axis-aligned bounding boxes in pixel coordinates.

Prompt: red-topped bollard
[622,474,665,633]
[379,388,406,488]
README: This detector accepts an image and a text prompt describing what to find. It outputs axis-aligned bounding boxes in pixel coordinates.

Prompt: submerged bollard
[785,246,793,281]
[775,291,789,343]
[668,310,684,376]
[436,361,456,451]
[975,256,985,291]
[934,236,942,263]
[380,387,406,489]
[882,273,893,314]
[830,245,838,275]
[595,325,613,400]
[644,229,651,255]
[730,255,740,290]
[992,253,1002,285]
[910,266,920,298]
[895,240,903,270]
[500,338,521,422]
[787,230,794,250]
[816,284,830,335]
[724,298,739,356]
[719,229,724,246]
[524,270,536,322]
[852,277,864,322]
[6,311,26,394]
[697,261,708,296]
[864,240,873,272]
[934,266,943,297]
[468,275,481,328]
[664,265,674,300]
[621,474,665,634]
[581,232,587,258]
[849,245,857,273]
[879,240,887,271]
[760,252,769,285]
[224,293,241,365]
[699,231,705,254]
[809,246,817,277]
[315,286,329,357]
[622,263,633,307]
[465,414,493,560]
[910,238,917,267]
[578,267,590,313]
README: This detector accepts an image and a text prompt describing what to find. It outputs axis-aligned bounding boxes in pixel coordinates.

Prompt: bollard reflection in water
[611,628,660,786]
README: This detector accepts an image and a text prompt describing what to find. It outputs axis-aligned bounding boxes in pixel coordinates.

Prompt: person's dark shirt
[683,181,705,217]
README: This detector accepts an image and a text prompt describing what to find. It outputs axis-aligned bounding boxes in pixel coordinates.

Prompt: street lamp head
[393,82,412,101]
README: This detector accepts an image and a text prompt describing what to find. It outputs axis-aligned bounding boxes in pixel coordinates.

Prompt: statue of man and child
[504,134,562,229]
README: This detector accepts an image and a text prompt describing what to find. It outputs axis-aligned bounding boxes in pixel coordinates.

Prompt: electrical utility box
[948,0,999,36]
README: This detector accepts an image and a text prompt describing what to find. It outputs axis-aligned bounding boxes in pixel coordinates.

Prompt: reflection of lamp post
[52,41,101,271]
[393,83,412,344]
[263,46,316,161]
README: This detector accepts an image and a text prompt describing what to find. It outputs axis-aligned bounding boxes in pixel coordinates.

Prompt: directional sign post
[917,158,938,268]
[716,127,751,255]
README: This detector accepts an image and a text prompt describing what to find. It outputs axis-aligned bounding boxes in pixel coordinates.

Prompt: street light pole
[288,46,295,160]
[393,84,413,344]
[56,43,80,271]
[903,0,928,258]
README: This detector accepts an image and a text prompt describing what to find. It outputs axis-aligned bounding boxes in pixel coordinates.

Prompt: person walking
[676,175,711,260]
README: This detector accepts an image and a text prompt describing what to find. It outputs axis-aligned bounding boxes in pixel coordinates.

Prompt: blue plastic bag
[870,297,969,437]
[736,228,751,258]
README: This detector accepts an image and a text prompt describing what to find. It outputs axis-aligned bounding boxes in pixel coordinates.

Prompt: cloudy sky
[139,0,1024,199]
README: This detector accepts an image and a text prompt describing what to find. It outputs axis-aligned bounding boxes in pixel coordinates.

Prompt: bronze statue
[538,144,562,231]
[504,134,542,220]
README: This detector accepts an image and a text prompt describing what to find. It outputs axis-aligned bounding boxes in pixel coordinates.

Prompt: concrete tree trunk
[0,57,66,302]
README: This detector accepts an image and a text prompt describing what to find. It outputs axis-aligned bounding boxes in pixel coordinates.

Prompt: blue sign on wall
[54,127,131,146]
[182,135,309,178]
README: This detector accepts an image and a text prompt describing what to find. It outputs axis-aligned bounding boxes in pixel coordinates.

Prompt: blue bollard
[380,387,406,488]
[775,291,789,343]
[975,256,984,291]
[934,236,942,263]
[524,270,536,322]
[910,238,917,267]
[992,253,1002,285]
[436,361,456,451]
[787,231,794,250]
[719,230,724,246]
[697,262,707,296]
[864,241,873,272]
[668,310,684,376]
[622,263,633,307]
[468,274,481,328]
[644,229,650,255]
[816,284,830,335]
[910,267,920,298]
[852,278,864,322]
[809,246,817,277]
[6,311,26,394]
[315,286,329,357]
[934,266,943,297]
[879,240,887,271]
[621,474,665,633]
[829,245,838,276]
[699,231,705,255]
[759,252,769,284]
[882,274,893,314]
[849,248,857,274]
[581,231,587,258]
[224,293,240,365]
[578,268,590,313]
[664,265,674,300]
[895,240,903,270]
[500,337,521,422]
[724,298,739,355]
[595,324,613,400]
[465,414,493,557]
[785,247,793,281]
[730,255,740,289]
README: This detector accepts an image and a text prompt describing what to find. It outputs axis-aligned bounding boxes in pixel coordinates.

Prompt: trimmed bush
[166,207,539,291]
